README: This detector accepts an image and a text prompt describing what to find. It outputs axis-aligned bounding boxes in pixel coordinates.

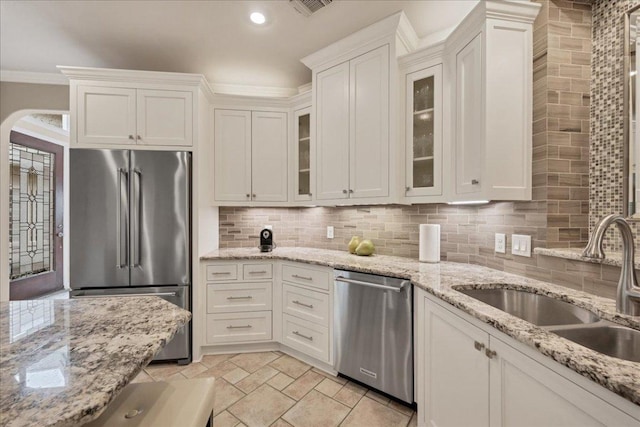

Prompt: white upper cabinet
[213,108,288,204]
[314,45,391,202]
[61,67,203,149]
[77,86,137,145]
[404,64,443,198]
[136,89,193,146]
[455,34,483,195]
[349,46,390,199]
[251,111,288,203]
[316,62,351,200]
[214,109,252,202]
[447,2,539,201]
[303,12,417,206]
[293,106,313,202]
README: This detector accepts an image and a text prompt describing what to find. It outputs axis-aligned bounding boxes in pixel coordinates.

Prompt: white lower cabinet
[280,262,333,364]
[204,261,274,345]
[417,290,640,427]
[206,311,272,344]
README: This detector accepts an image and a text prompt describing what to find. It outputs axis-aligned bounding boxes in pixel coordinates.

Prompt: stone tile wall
[534,0,591,249]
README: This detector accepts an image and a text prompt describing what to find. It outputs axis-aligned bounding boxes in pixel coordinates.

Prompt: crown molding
[58,65,207,86]
[301,11,409,70]
[0,70,69,85]
[398,41,446,69]
[297,82,312,94]
[210,82,297,98]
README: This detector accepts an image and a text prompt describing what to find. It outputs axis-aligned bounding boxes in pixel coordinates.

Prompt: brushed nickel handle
[292,300,314,309]
[210,271,231,275]
[248,270,268,274]
[292,274,313,281]
[227,325,252,329]
[474,341,485,351]
[226,296,253,300]
[485,349,497,359]
[292,331,313,341]
[471,179,479,185]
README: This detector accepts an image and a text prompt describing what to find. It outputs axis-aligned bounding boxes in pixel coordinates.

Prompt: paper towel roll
[419,224,440,263]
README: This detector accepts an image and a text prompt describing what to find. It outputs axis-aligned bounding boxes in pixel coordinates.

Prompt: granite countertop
[534,247,640,269]
[0,297,191,427]
[202,247,640,406]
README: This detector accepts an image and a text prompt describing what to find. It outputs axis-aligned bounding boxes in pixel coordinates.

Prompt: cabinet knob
[342,189,348,194]
[309,192,313,196]
[485,349,497,359]
[252,194,256,198]
[136,135,142,141]
[406,186,411,192]
[349,189,354,193]
[473,341,485,351]
[471,179,479,185]
[128,135,135,140]
[246,194,250,198]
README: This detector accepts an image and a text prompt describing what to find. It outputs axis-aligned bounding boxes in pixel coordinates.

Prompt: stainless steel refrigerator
[69,149,191,364]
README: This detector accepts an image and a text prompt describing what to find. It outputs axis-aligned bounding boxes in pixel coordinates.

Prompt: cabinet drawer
[243,264,273,280]
[207,282,272,313]
[283,284,330,326]
[206,264,238,281]
[282,264,330,291]
[282,314,329,362]
[206,311,272,344]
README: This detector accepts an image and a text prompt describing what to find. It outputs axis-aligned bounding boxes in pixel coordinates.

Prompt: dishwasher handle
[335,276,409,292]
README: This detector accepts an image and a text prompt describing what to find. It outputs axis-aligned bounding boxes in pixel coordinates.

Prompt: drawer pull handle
[474,341,485,351]
[227,325,252,329]
[292,274,313,281]
[248,270,268,274]
[227,296,253,300]
[485,349,497,359]
[292,330,314,341]
[211,272,231,275]
[292,300,314,309]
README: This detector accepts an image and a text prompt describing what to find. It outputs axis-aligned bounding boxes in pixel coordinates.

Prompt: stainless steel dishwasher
[334,270,413,404]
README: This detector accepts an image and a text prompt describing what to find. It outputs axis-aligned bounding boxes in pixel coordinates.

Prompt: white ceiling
[0,0,478,93]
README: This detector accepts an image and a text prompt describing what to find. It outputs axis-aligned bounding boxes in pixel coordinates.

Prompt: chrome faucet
[582,214,640,316]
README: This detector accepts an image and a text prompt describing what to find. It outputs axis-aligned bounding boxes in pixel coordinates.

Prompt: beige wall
[0,82,69,124]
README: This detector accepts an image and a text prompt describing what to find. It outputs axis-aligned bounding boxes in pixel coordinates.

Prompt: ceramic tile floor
[135,351,417,427]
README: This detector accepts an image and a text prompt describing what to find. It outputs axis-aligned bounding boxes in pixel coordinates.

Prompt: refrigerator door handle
[116,168,128,269]
[133,168,142,268]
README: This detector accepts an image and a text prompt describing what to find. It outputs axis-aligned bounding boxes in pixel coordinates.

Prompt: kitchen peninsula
[0,297,191,427]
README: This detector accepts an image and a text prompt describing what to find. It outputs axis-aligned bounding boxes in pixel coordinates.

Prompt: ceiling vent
[289,0,333,17]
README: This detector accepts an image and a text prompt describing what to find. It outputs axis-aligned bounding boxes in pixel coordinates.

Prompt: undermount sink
[552,326,640,363]
[457,288,600,326]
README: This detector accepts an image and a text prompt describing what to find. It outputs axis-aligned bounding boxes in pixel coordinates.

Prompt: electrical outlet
[264,225,273,230]
[495,233,506,253]
[511,234,532,257]
[327,226,334,239]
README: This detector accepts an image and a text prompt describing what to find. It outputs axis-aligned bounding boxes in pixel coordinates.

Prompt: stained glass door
[9,131,64,300]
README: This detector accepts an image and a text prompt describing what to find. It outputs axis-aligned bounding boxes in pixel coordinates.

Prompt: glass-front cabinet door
[294,107,312,201]
[406,64,442,197]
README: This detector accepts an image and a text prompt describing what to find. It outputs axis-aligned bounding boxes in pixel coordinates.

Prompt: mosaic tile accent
[590,0,640,250]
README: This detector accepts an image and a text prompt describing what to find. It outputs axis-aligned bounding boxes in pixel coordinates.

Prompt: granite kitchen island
[0,297,191,427]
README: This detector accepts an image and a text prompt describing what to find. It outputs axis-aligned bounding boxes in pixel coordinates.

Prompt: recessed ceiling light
[250,12,266,25]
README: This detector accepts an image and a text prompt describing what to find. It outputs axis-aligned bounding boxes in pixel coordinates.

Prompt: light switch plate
[511,234,532,257]
[327,226,334,239]
[495,233,506,253]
